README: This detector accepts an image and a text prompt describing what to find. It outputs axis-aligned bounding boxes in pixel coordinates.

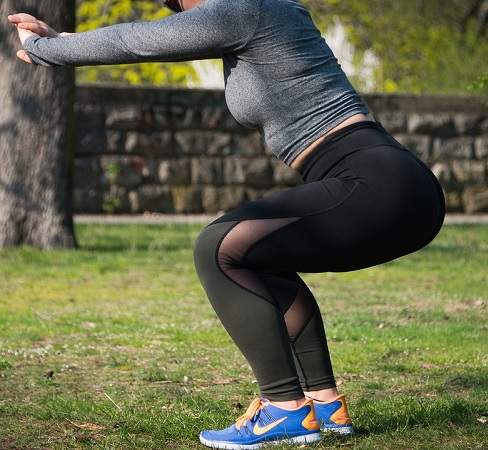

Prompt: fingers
[17,22,48,36]
[8,13,58,38]
[8,13,37,24]
[16,50,33,64]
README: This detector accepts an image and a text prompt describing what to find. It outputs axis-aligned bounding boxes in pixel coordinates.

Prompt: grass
[0,222,487,449]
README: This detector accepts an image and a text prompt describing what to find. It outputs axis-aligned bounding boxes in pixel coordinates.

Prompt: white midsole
[199,431,322,450]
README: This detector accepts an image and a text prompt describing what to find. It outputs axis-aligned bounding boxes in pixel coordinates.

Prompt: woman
[9,0,445,448]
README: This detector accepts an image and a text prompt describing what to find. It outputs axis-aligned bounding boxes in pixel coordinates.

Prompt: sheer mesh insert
[217,218,316,340]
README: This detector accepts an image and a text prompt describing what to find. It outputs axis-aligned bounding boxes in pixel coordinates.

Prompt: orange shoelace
[235,398,263,430]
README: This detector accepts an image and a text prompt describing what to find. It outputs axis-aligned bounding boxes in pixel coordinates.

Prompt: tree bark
[0,0,77,248]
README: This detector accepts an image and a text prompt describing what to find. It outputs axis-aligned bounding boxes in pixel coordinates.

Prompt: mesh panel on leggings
[217,218,316,340]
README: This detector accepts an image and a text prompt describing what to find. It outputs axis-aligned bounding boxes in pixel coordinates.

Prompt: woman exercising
[9,0,445,448]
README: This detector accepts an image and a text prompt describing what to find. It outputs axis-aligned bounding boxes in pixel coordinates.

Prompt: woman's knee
[193,221,234,275]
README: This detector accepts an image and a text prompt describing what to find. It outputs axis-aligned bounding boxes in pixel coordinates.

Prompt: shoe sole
[199,431,322,449]
[322,425,355,435]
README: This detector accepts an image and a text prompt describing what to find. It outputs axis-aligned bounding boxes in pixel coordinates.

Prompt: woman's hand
[8,13,60,38]
[8,13,61,64]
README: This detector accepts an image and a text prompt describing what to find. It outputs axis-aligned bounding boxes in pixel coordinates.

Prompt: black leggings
[193,121,445,401]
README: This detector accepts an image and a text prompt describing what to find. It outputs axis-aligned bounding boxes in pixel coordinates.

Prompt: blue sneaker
[199,397,322,449]
[312,394,354,435]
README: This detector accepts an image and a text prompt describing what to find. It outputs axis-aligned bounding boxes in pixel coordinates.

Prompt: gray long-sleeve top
[24,0,369,166]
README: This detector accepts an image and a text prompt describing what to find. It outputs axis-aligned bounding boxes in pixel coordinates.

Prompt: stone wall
[74,85,488,214]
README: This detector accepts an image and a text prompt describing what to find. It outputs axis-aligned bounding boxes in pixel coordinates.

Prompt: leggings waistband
[298,121,403,182]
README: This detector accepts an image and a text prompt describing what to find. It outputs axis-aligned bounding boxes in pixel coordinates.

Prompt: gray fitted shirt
[24,0,369,166]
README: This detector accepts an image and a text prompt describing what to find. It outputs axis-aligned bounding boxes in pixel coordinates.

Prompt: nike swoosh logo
[253,417,287,435]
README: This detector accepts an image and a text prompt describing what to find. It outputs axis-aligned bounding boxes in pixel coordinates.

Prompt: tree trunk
[0,0,77,248]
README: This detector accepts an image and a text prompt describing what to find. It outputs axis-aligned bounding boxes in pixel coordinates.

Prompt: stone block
[170,105,188,130]
[111,187,131,213]
[223,157,273,188]
[130,155,153,180]
[475,136,488,159]
[74,158,102,188]
[100,156,143,189]
[178,106,205,130]
[192,157,224,185]
[443,190,463,213]
[245,187,283,203]
[175,105,241,131]
[232,132,265,156]
[106,130,126,153]
[171,186,203,213]
[480,117,488,133]
[202,106,242,130]
[451,160,486,184]
[75,105,105,129]
[375,112,407,133]
[407,113,456,136]
[245,158,274,189]
[271,159,304,186]
[76,129,106,155]
[105,107,149,130]
[430,162,452,185]
[128,184,173,213]
[158,158,191,184]
[223,157,246,184]
[73,188,104,214]
[125,131,173,156]
[452,113,484,135]
[202,186,248,213]
[152,105,172,131]
[461,186,488,213]
[394,134,431,161]
[175,131,232,156]
[433,137,474,159]
[75,186,131,214]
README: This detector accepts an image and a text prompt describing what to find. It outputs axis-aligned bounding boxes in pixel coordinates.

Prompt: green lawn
[0,222,487,449]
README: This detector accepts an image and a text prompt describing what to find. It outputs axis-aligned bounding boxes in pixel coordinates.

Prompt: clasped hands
[8,13,62,64]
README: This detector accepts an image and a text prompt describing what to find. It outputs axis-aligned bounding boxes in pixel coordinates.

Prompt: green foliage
[470,70,488,92]
[303,0,488,94]
[102,161,121,214]
[75,0,198,86]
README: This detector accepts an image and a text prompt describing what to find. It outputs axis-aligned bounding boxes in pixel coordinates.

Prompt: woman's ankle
[303,387,339,403]
[268,397,308,409]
